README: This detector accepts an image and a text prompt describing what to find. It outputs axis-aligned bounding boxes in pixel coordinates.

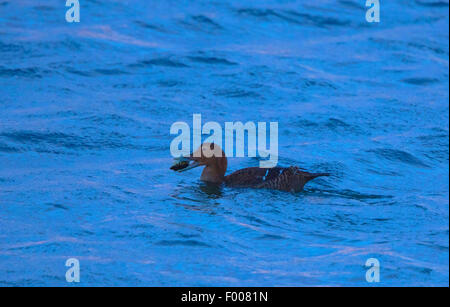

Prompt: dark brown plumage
[171,143,329,193]
[224,166,329,193]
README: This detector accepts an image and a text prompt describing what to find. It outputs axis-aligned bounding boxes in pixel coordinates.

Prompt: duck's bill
[170,157,201,172]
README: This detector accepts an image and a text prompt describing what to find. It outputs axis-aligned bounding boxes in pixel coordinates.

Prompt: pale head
[172,143,228,184]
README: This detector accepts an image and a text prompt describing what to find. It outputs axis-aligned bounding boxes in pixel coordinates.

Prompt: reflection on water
[199,182,224,199]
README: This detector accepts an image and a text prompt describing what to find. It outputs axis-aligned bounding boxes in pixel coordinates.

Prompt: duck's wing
[225,166,329,192]
[224,167,287,187]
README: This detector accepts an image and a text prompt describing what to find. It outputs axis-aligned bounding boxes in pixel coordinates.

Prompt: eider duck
[171,143,329,193]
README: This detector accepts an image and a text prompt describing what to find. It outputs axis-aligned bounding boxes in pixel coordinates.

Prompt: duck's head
[171,143,228,183]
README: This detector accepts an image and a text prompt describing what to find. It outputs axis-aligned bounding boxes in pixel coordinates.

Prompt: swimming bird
[171,143,329,193]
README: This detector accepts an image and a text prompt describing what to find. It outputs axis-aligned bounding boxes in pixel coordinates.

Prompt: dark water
[0,0,448,286]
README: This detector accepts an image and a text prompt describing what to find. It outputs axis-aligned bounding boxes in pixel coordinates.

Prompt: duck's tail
[305,172,330,181]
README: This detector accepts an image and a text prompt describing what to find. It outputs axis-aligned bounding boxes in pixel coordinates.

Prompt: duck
[171,143,329,193]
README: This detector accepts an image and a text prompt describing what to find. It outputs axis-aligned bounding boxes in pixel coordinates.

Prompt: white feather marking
[262,169,269,181]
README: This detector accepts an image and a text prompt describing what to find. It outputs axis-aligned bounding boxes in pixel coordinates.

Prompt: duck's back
[224,166,328,192]
[224,167,285,187]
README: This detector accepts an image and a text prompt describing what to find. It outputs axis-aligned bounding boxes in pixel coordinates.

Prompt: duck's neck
[200,166,225,183]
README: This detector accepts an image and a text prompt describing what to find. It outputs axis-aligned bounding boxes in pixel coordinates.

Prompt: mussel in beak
[170,156,202,172]
[170,160,190,171]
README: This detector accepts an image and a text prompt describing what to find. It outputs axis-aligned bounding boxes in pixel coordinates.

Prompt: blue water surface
[0,0,448,286]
